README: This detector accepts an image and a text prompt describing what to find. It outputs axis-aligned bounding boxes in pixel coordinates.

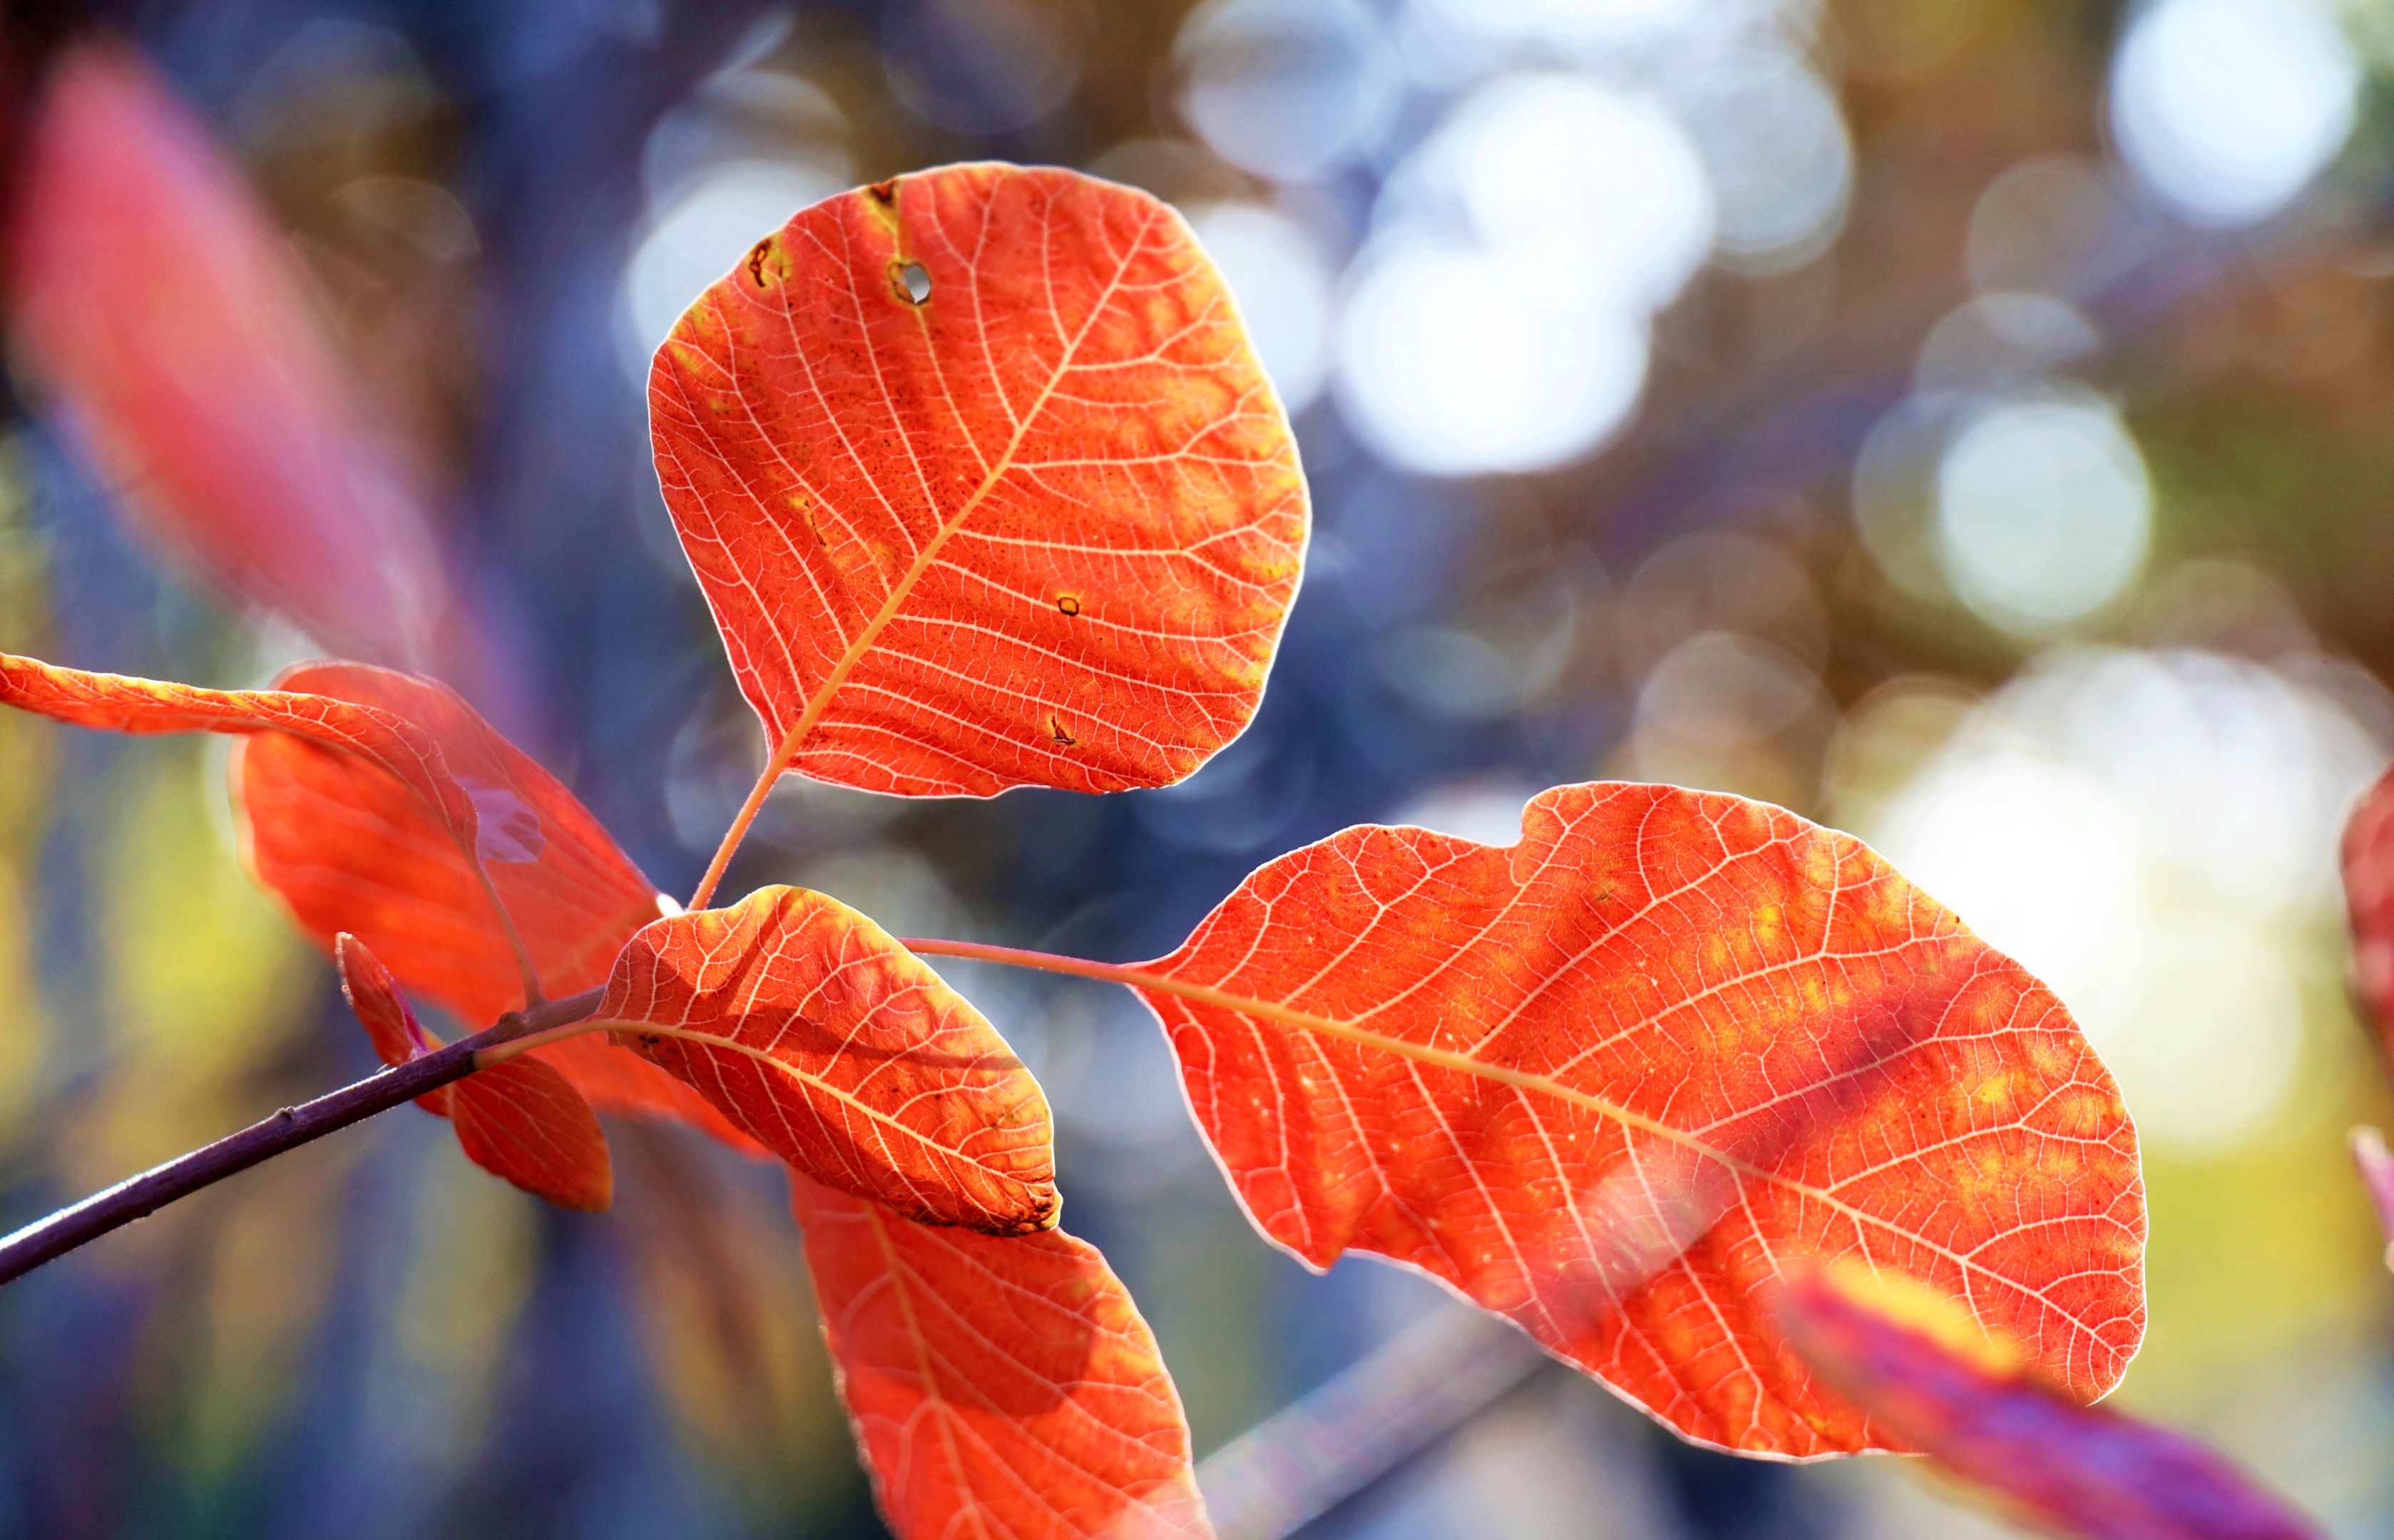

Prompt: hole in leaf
[895,260,932,304]
[1048,714,1078,747]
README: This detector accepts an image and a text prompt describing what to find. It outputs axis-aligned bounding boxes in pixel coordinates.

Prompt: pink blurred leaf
[9,42,450,667]
[1776,1264,2321,1540]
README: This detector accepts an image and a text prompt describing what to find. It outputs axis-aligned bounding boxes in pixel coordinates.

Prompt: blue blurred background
[5,0,2394,1534]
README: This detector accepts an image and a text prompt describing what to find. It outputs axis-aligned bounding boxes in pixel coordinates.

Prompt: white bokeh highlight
[1935,391,2152,632]
[2109,0,2360,225]
[1336,240,1652,476]
[1868,648,2389,1155]
[1187,203,1336,413]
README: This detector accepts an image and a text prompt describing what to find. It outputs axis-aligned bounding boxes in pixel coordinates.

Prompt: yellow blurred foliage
[175,1147,353,1487]
[389,1146,539,1448]
[78,744,311,1179]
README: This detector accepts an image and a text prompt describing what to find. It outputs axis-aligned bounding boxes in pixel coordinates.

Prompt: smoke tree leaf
[0,652,756,1154]
[1128,781,2145,1457]
[337,934,611,1211]
[227,663,767,1154]
[791,1176,1209,1540]
[601,888,1055,1234]
[650,162,1308,798]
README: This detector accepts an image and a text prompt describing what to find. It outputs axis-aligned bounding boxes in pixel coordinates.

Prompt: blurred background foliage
[2,0,2394,1535]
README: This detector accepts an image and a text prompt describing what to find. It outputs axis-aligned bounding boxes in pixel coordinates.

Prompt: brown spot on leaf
[745,237,778,289]
[1048,715,1078,748]
[1055,593,1081,616]
[863,178,904,239]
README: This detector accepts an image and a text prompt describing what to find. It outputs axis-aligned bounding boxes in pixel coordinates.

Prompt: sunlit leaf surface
[1776,1263,2319,1539]
[650,162,1308,797]
[337,934,611,1210]
[0,651,757,1152]
[1132,781,2144,1456]
[791,1176,1209,1540]
[230,663,765,1152]
[602,887,1055,1233]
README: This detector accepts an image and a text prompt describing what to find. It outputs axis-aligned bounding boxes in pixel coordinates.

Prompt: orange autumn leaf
[335,932,449,1113]
[600,887,1055,1233]
[227,663,765,1154]
[0,652,491,868]
[1125,781,2145,1457]
[790,1175,1209,1540]
[9,44,449,669]
[1775,1263,2318,1539]
[0,650,754,1154]
[2341,762,2394,1065]
[649,162,1307,800]
[337,935,611,1211]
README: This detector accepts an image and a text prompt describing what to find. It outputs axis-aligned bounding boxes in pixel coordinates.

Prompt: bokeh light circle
[1934,391,2152,632]
[1334,240,1649,476]
[1425,73,1715,308]
[2109,0,2360,225]
[1186,203,1336,413]
[1175,0,1398,184]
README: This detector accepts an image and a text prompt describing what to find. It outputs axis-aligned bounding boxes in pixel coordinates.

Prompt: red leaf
[649,162,1307,799]
[2341,763,2394,1063]
[9,44,449,668]
[337,934,612,1211]
[335,932,448,1111]
[600,887,1055,1233]
[790,1175,1209,1540]
[0,650,758,1154]
[1127,781,2144,1457]
[0,652,488,863]
[1775,1263,2319,1539]
[228,662,767,1155]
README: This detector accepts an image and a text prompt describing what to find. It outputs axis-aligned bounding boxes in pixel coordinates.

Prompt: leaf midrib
[767,199,1160,771]
[899,938,2125,1344]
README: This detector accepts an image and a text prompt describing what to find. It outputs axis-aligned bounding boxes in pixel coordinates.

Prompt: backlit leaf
[337,934,611,1211]
[0,651,755,1152]
[600,887,1055,1233]
[11,44,449,668]
[1128,781,2144,1457]
[2341,763,2394,1064]
[790,1175,1209,1540]
[227,663,767,1154]
[650,162,1307,799]
[0,652,486,861]
[1776,1263,2318,1539]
